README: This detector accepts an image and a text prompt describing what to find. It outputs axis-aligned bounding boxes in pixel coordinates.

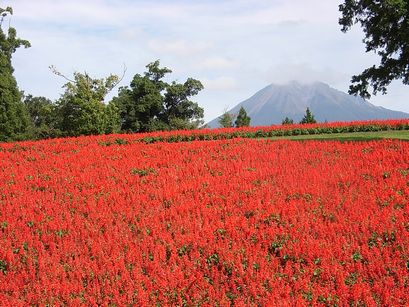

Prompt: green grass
[269,129,409,141]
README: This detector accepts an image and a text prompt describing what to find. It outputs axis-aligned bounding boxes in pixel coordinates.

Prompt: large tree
[114,60,204,132]
[0,6,31,141]
[114,61,169,132]
[339,0,409,99]
[53,70,121,136]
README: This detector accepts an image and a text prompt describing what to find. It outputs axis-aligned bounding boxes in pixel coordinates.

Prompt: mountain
[207,81,409,127]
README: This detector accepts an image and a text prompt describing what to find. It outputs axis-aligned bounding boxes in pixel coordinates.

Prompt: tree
[299,108,316,124]
[114,60,204,132]
[339,0,409,99]
[53,69,121,136]
[0,6,31,141]
[23,94,61,139]
[163,78,204,130]
[218,111,234,128]
[113,61,171,132]
[281,117,294,125]
[235,107,251,127]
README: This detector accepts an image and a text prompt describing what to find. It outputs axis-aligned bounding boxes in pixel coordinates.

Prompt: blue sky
[6,0,409,122]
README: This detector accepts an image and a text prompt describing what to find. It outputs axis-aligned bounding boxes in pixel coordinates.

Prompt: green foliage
[281,117,294,125]
[113,61,167,132]
[235,107,251,127]
[162,78,204,130]
[0,6,31,142]
[24,95,54,127]
[55,72,120,136]
[218,111,234,128]
[93,122,409,145]
[114,60,204,132]
[0,259,7,274]
[300,108,317,124]
[23,94,62,139]
[339,0,409,99]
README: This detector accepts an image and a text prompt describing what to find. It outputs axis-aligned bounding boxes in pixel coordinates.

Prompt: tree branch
[112,63,127,89]
[49,65,75,83]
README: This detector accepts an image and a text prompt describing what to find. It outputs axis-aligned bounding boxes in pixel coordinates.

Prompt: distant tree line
[218,106,317,128]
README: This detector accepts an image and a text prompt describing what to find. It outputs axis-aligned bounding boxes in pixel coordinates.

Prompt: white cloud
[10,0,191,27]
[202,77,238,91]
[147,39,211,57]
[195,57,239,70]
[262,63,350,87]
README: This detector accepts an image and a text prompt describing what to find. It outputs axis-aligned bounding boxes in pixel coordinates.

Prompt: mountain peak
[276,80,329,87]
[208,81,408,127]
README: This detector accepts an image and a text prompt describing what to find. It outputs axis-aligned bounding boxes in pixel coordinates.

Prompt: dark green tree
[53,69,121,136]
[113,61,170,132]
[218,111,234,128]
[281,117,294,125]
[0,6,31,141]
[162,78,204,130]
[114,60,204,132]
[299,108,316,124]
[234,107,251,127]
[339,0,409,99]
[23,94,61,139]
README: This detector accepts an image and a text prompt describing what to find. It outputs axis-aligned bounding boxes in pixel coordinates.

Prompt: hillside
[208,81,409,127]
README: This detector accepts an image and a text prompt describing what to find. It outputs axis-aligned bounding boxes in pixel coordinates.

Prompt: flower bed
[0,133,408,305]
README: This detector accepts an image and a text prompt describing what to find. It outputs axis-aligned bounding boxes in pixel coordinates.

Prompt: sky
[5,0,409,123]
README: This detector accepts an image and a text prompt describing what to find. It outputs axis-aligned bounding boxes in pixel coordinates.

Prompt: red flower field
[0,126,408,305]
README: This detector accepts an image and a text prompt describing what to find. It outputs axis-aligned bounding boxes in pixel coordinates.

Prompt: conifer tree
[235,107,251,127]
[299,108,317,124]
[281,117,294,125]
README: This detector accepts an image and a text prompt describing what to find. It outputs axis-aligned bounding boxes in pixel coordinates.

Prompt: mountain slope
[208,81,409,127]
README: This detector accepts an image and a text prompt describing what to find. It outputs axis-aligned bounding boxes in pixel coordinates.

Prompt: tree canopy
[0,6,31,141]
[114,60,204,132]
[23,94,61,139]
[339,0,409,99]
[54,70,121,136]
